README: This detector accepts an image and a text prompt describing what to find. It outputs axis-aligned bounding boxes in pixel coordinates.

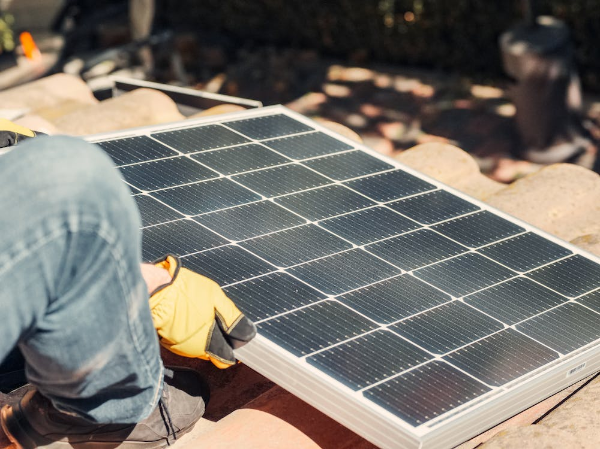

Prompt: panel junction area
[88,106,600,449]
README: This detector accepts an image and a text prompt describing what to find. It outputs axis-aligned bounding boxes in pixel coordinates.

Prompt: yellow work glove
[149,255,257,369]
[0,119,44,148]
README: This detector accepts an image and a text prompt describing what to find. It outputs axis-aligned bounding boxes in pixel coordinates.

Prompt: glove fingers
[225,315,257,349]
[207,321,236,368]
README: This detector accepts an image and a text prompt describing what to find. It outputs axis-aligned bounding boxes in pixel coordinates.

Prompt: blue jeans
[0,136,163,423]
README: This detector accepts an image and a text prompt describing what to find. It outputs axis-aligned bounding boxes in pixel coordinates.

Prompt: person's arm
[140,263,171,294]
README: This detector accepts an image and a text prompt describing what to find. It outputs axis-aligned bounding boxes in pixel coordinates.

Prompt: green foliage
[0,13,15,54]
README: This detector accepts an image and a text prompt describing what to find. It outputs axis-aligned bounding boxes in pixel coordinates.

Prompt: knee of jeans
[19,135,115,184]
[16,135,138,228]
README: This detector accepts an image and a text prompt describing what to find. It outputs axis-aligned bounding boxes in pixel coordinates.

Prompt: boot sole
[1,404,193,449]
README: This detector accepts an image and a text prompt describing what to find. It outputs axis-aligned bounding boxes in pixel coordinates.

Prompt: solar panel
[88,106,600,449]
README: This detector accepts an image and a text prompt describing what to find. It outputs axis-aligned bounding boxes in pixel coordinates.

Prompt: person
[0,121,256,449]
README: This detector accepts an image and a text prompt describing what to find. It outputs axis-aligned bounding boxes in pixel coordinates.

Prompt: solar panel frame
[86,105,600,449]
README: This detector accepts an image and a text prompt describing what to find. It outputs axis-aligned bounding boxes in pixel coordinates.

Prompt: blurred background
[2,0,600,182]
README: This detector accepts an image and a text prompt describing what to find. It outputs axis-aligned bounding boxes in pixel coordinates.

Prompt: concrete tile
[245,386,377,449]
[179,409,320,449]
[53,88,184,135]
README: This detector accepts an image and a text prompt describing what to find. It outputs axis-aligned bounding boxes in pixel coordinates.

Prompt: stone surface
[0,73,97,115]
[481,375,600,449]
[571,234,600,256]
[53,88,184,135]
[245,386,376,449]
[188,104,248,119]
[486,163,600,242]
[13,114,57,135]
[179,409,320,449]
[396,143,505,199]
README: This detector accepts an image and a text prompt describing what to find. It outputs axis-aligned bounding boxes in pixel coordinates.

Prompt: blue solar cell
[275,185,375,221]
[302,150,394,180]
[432,211,524,248]
[225,114,313,140]
[287,249,400,295]
[262,132,352,159]
[151,179,261,215]
[224,272,327,322]
[389,302,504,355]
[344,170,436,202]
[319,207,420,245]
[182,245,275,286]
[151,124,250,152]
[96,136,177,166]
[365,229,468,271]
[364,361,491,426]
[257,300,378,356]
[443,329,559,387]
[195,201,306,241]
[307,330,432,390]
[526,255,600,297]
[337,275,451,324]
[387,190,480,225]
[239,224,352,267]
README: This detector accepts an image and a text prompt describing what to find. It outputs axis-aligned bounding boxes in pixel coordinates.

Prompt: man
[0,122,256,448]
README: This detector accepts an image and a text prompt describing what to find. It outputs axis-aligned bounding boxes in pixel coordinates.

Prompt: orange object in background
[19,32,41,61]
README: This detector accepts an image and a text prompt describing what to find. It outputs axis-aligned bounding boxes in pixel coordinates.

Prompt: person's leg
[0,136,162,423]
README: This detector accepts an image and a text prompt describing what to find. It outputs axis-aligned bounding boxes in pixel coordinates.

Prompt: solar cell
[336,275,451,324]
[576,289,600,314]
[88,107,600,449]
[302,150,394,180]
[526,255,600,297]
[365,229,468,271]
[223,272,327,322]
[389,301,504,355]
[345,170,436,202]
[516,303,600,354]
[119,157,218,191]
[274,185,375,221]
[443,329,559,386]
[190,144,289,175]
[239,224,352,267]
[364,361,491,426]
[182,245,275,286]
[319,206,420,245]
[225,114,313,139]
[431,211,524,248]
[262,131,353,159]
[134,195,184,227]
[232,164,331,197]
[141,219,228,261]
[96,136,177,166]
[414,253,516,297]
[194,200,306,241]
[288,248,401,295]
[387,190,480,225]
[257,300,378,356]
[151,124,250,152]
[307,330,432,390]
[479,232,573,272]
[151,178,260,215]
[464,277,567,325]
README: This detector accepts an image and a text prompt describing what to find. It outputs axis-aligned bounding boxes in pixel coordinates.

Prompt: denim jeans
[0,136,163,423]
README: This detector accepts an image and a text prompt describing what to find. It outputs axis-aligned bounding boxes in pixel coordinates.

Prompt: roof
[0,73,599,449]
